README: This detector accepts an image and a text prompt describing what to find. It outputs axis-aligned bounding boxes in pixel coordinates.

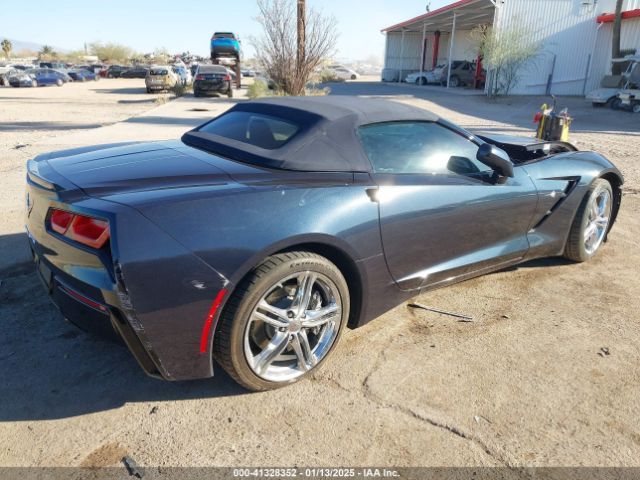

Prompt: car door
[358,121,539,291]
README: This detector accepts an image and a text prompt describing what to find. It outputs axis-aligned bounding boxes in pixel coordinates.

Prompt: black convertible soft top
[182,96,440,172]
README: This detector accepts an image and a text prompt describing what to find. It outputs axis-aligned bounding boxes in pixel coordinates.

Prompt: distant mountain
[0,37,68,54]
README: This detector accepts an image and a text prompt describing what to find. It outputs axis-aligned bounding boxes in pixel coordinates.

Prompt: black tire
[213,251,350,391]
[449,75,460,88]
[351,74,357,80]
[564,179,613,263]
[227,87,233,98]
[610,98,622,110]
[418,77,427,86]
[56,79,63,87]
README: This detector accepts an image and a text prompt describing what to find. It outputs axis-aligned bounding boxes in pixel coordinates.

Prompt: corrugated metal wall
[496,0,619,95]
[382,0,639,93]
[589,18,640,91]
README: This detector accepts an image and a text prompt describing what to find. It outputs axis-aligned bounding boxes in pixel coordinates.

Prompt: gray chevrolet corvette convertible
[25,96,623,390]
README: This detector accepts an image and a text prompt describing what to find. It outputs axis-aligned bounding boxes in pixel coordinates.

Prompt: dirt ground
[0,78,639,469]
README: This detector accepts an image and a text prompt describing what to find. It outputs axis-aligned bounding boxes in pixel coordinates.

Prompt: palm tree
[1,39,12,59]
[612,0,624,74]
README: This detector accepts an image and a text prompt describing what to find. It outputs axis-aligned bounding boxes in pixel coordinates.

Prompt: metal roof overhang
[381,0,496,34]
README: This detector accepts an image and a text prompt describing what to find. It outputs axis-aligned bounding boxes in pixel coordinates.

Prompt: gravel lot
[0,78,639,469]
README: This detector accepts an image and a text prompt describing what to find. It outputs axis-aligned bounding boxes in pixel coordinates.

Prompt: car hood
[45,140,234,197]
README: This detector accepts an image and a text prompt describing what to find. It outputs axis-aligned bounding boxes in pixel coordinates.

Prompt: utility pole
[612,0,623,74]
[297,0,306,73]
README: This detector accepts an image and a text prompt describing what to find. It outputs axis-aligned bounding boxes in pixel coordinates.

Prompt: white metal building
[381,0,640,95]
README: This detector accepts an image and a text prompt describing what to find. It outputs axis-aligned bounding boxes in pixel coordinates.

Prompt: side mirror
[476,143,514,178]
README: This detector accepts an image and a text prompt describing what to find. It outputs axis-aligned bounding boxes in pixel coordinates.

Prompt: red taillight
[50,209,74,234]
[223,74,231,81]
[195,74,205,80]
[48,208,110,249]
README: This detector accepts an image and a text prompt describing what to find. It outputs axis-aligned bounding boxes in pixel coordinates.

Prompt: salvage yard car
[145,66,178,93]
[25,97,622,391]
[193,64,233,97]
[121,65,149,79]
[67,68,99,82]
[210,32,241,60]
[10,68,67,87]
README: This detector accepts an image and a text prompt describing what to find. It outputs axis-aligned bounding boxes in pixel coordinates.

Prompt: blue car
[171,65,192,85]
[211,32,240,60]
[68,69,99,82]
[9,68,67,87]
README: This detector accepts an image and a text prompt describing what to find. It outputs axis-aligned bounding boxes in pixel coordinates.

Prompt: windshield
[149,69,168,76]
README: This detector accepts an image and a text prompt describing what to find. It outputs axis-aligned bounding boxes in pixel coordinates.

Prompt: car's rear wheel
[214,252,349,391]
[418,77,427,86]
[56,79,63,87]
[632,104,640,114]
[449,75,460,88]
[564,179,613,262]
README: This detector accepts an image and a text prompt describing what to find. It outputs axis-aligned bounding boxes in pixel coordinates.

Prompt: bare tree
[471,24,541,97]
[612,0,624,74]
[253,0,337,96]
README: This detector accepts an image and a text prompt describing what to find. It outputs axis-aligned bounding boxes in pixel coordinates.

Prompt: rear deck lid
[46,141,232,197]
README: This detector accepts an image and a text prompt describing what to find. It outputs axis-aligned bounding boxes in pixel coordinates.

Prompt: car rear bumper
[26,225,164,378]
[194,80,230,94]
[24,162,226,382]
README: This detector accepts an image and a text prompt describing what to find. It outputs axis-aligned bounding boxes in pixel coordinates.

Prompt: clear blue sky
[1,0,450,60]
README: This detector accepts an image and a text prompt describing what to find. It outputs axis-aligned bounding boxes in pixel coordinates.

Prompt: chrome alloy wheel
[243,271,342,382]
[584,189,611,255]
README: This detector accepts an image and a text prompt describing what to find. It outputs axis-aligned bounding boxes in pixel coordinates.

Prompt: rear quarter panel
[105,174,407,379]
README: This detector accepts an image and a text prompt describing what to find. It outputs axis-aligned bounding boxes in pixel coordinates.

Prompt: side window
[358,122,492,176]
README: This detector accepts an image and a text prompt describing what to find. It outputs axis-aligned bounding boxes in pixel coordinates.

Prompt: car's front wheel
[564,179,613,262]
[214,252,349,391]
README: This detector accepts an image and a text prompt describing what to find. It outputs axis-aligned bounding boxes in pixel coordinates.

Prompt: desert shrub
[319,69,344,83]
[248,79,271,99]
